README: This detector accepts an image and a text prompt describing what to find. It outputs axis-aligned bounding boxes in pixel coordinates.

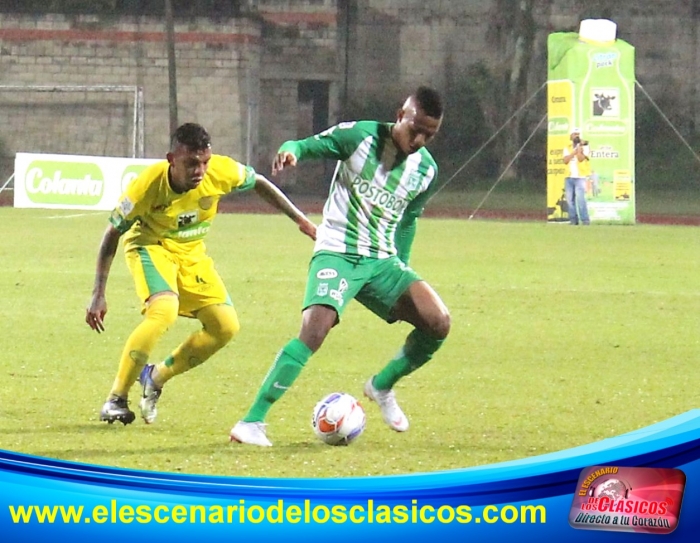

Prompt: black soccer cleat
[100,396,136,425]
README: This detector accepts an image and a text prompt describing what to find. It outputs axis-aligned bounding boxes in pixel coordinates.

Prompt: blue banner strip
[2,410,699,541]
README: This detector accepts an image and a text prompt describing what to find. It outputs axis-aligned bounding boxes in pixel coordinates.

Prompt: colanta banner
[13,153,159,211]
[546,21,636,224]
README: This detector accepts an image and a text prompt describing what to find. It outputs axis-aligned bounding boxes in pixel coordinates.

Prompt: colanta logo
[25,161,104,205]
[121,164,150,192]
[548,118,569,134]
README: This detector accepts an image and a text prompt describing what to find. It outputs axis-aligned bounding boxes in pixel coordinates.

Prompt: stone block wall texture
[256,0,340,185]
[0,12,263,169]
[1,0,699,184]
[347,0,700,126]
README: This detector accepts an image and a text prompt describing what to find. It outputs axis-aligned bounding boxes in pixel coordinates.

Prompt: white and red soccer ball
[312,392,366,446]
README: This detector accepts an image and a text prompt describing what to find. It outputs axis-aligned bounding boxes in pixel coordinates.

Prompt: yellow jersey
[109,154,256,254]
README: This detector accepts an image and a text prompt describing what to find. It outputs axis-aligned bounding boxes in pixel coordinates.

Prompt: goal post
[0,84,144,158]
[0,84,145,196]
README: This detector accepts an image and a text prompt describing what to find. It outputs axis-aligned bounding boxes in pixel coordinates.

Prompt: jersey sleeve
[395,162,439,264]
[235,165,257,192]
[278,121,370,162]
[213,155,257,193]
[108,173,153,234]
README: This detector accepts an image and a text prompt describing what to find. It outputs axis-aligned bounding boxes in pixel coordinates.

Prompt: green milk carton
[547,19,635,224]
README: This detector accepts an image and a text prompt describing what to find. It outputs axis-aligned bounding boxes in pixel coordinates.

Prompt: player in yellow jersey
[86,123,316,425]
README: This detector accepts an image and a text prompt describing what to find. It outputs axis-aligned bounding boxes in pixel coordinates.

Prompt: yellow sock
[108,294,179,399]
[154,304,239,386]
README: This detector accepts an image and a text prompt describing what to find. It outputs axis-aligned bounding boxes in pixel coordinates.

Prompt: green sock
[243,338,313,422]
[373,329,445,390]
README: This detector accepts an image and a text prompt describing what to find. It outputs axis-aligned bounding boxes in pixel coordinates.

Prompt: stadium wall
[0,3,341,184]
[1,1,699,195]
[0,12,261,178]
[346,1,700,133]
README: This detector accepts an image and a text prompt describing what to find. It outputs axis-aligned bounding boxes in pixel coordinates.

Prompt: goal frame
[0,84,145,157]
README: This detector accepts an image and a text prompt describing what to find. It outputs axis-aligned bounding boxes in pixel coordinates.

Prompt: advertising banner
[3,410,700,541]
[547,24,635,224]
[13,153,160,211]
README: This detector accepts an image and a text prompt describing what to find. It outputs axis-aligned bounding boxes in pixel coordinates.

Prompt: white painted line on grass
[44,213,103,219]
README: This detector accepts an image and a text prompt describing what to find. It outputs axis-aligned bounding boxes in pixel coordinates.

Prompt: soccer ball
[312,392,366,446]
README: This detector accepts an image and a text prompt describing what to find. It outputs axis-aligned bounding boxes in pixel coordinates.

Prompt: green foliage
[1,209,698,477]
[431,63,500,186]
[635,98,700,190]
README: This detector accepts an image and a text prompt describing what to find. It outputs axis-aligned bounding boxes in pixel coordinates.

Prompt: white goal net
[0,85,144,195]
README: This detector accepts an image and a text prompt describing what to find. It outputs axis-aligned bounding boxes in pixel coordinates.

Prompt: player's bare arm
[271,151,297,176]
[86,224,121,333]
[253,174,317,240]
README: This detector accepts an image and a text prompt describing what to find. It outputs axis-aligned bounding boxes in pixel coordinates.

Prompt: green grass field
[0,207,698,478]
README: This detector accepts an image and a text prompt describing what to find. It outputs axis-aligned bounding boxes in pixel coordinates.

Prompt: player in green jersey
[230,87,451,446]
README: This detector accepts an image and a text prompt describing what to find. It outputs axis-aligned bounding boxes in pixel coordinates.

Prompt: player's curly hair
[414,86,443,119]
[170,123,211,151]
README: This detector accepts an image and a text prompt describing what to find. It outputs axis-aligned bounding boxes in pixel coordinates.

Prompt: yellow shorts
[125,245,232,318]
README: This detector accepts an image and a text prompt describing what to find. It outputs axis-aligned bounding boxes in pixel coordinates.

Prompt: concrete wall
[345,0,495,105]
[1,1,700,187]
[0,12,261,171]
[346,0,700,129]
[256,0,340,185]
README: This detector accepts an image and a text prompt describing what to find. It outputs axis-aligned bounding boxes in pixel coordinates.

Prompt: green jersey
[279,120,439,260]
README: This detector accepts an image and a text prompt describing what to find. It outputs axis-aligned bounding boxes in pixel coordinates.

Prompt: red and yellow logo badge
[569,466,685,534]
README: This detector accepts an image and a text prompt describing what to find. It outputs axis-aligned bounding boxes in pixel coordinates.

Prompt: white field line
[44,212,104,219]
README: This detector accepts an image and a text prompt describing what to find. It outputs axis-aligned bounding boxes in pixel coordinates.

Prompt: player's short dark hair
[171,123,211,151]
[414,86,443,119]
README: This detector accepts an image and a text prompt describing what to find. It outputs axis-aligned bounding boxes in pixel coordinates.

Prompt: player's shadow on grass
[5,422,321,457]
[0,422,130,435]
[28,439,347,463]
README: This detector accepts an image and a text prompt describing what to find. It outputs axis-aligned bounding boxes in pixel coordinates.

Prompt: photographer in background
[562,127,591,225]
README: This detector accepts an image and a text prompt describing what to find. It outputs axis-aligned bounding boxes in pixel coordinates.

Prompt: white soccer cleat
[230,421,273,447]
[364,378,409,432]
[138,364,162,424]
